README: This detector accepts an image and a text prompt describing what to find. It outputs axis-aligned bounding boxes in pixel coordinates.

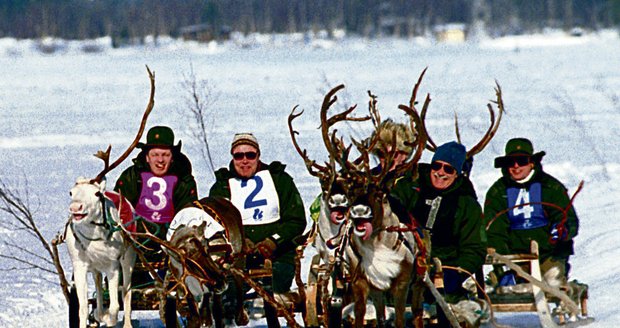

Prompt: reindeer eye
[69,191,72,196]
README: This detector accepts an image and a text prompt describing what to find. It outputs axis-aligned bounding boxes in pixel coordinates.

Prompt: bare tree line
[0,0,618,43]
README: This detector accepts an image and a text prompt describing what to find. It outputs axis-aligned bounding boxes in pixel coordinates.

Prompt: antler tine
[466,80,504,158]
[287,105,330,178]
[93,145,112,172]
[92,65,155,183]
[454,112,462,144]
[367,90,381,128]
[408,68,436,152]
[409,66,428,109]
[396,104,428,180]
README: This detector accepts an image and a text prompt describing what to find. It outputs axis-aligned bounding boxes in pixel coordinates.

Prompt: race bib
[135,172,178,223]
[229,170,280,225]
[167,207,225,241]
[506,182,548,230]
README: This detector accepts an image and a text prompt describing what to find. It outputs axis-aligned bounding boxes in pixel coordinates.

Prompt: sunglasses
[232,151,258,160]
[505,156,530,167]
[430,161,456,175]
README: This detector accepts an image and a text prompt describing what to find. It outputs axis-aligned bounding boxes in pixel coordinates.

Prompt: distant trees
[0,0,618,42]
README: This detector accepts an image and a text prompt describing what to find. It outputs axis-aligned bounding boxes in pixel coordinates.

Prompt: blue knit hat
[431,141,466,174]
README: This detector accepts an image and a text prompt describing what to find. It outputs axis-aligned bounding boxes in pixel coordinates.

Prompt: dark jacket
[209,161,306,264]
[484,163,578,262]
[114,149,198,214]
[391,163,486,274]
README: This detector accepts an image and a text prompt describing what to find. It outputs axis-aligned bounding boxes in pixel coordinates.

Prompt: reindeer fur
[65,177,136,328]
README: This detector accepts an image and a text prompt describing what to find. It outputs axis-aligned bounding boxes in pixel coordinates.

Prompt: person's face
[378,146,409,171]
[507,155,534,181]
[232,144,259,178]
[146,147,173,176]
[430,160,458,190]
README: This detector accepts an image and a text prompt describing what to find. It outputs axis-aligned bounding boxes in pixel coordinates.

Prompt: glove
[255,238,277,259]
[550,223,569,244]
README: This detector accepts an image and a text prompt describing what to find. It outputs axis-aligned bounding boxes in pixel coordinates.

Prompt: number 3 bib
[229,170,280,225]
[135,172,178,223]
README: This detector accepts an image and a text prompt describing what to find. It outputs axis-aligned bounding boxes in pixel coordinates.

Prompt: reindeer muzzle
[350,204,373,240]
[328,193,349,225]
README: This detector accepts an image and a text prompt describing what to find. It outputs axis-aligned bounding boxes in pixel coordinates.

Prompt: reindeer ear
[196,221,207,237]
[99,178,107,192]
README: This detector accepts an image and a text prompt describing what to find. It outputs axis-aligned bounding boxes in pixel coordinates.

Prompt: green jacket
[209,161,306,264]
[391,164,486,274]
[113,149,198,214]
[484,163,578,262]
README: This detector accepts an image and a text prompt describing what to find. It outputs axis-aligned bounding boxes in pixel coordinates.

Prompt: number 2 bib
[229,170,280,225]
[135,172,178,223]
[506,182,548,230]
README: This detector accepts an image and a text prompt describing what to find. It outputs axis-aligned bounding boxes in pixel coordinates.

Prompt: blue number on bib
[241,176,268,209]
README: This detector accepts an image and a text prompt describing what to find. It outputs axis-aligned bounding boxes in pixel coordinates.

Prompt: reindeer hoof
[235,308,250,326]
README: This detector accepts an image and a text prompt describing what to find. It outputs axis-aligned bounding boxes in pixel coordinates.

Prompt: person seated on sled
[390,141,486,319]
[209,133,306,317]
[114,125,198,262]
[484,138,579,288]
[369,119,414,177]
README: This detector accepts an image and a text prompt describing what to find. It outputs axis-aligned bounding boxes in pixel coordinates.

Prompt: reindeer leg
[93,271,105,324]
[200,293,213,328]
[370,289,386,328]
[392,276,412,328]
[352,278,370,328]
[121,249,136,328]
[409,279,426,328]
[105,269,121,327]
[212,292,225,328]
[74,266,90,328]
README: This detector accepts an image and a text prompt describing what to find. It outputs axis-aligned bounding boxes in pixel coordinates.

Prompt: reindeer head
[68,177,106,223]
[167,222,228,295]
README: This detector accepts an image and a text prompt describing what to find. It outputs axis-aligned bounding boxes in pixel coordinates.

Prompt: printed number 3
[513,188,534,219]
[145,177,167,211]
[241,176,268,209]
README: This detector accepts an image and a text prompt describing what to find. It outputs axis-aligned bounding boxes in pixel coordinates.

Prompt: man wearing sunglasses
[209,132,306,323]
[484,138,579,288]
[391,141,486,324]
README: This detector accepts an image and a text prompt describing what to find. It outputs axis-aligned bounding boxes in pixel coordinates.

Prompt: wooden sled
[485,241,593,328]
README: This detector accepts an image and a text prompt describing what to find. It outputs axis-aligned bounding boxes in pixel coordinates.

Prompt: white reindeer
[64,66,155,328]
[66,178,136,328]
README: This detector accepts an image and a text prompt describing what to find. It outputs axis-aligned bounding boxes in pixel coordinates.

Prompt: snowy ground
[0,29,619,327]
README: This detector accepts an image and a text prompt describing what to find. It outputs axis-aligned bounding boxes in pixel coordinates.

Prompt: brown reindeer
[291,78,429,327]
[339,80,428,328]
[289,85,371,326]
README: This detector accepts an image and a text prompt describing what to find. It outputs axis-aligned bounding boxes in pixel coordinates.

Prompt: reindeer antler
[466,80,504,158]
[92,65,156,183]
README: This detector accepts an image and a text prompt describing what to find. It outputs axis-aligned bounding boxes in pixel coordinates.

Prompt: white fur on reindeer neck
[166,207,225,241]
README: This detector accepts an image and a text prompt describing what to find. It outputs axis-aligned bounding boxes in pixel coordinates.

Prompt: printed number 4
[513,188,534,219]
[241,176,267,209]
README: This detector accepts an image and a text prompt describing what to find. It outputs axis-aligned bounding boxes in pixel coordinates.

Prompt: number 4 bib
[506,182,548,230]
[229,170,280,225]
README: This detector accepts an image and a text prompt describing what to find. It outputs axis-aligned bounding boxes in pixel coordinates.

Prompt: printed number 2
[145,177,167,210]
[513,188,534,219]
[241,176,267,209]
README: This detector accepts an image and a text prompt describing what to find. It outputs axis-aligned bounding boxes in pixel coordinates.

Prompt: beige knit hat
[370,119,414,156]
[230,133,260,153]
